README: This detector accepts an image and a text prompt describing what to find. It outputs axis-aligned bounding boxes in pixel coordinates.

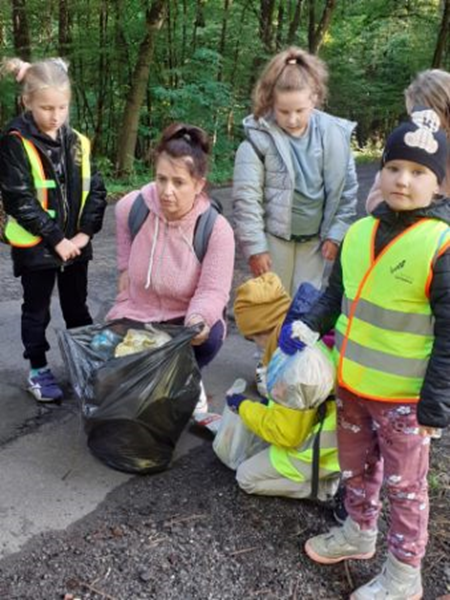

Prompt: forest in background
[0,0,449,185]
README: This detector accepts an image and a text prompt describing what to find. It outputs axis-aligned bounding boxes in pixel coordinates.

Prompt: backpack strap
[310,400,328,500]
[128,192,221,263]
[193,199,221,262]
[245,137,265,163]
[128,193,150,241]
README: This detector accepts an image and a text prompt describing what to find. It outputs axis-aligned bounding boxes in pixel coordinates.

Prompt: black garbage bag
[58,319,201,474]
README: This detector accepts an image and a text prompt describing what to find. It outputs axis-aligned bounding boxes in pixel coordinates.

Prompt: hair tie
[16,61,31,83]
[50,57,69,73]
[182,132,192,144]
[286,58,297,65]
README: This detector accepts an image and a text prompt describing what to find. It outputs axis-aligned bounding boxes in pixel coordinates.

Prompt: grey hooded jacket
[232,110,358,259]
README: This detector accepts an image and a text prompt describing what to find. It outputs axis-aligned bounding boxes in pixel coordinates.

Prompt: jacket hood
[132,182,213,291]
[5,112,70,148]
[373,197,450,227]
[242,114,274,136]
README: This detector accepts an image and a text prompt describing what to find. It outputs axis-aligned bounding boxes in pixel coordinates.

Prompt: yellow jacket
[239,399,318,448]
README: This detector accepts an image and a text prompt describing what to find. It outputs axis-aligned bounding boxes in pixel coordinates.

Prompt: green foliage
[0,0,448,183]
[323,0,444,146]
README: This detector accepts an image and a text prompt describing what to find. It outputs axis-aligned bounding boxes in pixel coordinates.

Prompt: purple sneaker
[28,368,63,402]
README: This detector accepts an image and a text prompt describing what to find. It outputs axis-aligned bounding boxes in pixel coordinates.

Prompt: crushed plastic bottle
[226,378,247,396]
[90,329,122,360]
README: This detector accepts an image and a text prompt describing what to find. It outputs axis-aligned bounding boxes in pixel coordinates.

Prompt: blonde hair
[252,47,328,119]
[405,69,450,194]
[405,70,450,135]
[1,57,71,100]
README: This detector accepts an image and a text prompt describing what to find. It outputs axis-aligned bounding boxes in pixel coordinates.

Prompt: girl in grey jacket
[232,47,358,295]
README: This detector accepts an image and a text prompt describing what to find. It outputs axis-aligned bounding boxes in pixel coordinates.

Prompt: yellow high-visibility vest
[5,130,91,247]
[335,216,450,402]
[269,400,340,485]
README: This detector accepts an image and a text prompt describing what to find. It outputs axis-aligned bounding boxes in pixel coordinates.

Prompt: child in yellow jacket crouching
[231,273,340,502]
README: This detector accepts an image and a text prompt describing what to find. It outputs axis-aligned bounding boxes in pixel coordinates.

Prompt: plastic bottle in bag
[214,378,268,470]
[226,378,247,396]
[90,329,122,360]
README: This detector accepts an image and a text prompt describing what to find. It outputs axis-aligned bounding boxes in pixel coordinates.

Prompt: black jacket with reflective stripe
[0,113,107,275]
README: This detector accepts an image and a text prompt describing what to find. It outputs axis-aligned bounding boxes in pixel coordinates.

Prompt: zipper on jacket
[31,138,69,231]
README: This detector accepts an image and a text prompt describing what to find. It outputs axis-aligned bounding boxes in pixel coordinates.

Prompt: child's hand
[278,322,306,355]
[249,252,272,277]
[186,314,210,346]
[226,393,247,413]
[70,232,90,250]
[321,240,339,261]
[55,238,81,261]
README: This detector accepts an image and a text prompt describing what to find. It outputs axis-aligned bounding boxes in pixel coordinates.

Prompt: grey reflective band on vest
[335,331,429,378]
[292,461,338,481]
[292,429,336,455]
[342,296,434,336]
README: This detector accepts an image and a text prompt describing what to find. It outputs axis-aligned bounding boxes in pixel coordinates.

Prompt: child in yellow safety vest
[285,107,450,599]
[228,273,342,511]
[0,57,107,402]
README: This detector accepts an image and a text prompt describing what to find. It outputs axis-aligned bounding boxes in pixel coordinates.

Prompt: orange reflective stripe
[427,237,450,297]
[337,219,433,388]
[339,380,419,403]
[369,218,378,263]
[10,131,49,208]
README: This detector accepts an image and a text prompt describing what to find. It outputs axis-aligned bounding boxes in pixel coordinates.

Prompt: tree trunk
[309,0,338,54]
[114,0,131,83]
[192,0,206,53]
[432,0,450,68]
[181,0,187,63]
[275,0,284,50]
[217,0,233,81]
[307,0,315,53]
[93,0,108,154]
[259,0,277,52]
[166,0,174,87]
[12,0,31,61]
[287,0,304,45]
[115,0,167,176]
[230,0,250,90]
[58,0,71,57]
[0,4,6,124]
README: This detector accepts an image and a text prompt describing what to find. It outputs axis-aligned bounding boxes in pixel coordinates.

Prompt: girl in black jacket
[0,57,107,402]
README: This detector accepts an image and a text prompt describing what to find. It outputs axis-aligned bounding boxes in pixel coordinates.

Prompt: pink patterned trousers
[337,391,430,567]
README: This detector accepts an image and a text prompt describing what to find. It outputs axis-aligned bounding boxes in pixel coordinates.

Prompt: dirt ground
[0,435,449,600]
[0,163,450,599]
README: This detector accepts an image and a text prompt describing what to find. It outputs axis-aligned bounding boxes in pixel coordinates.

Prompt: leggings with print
[337,394,430,567]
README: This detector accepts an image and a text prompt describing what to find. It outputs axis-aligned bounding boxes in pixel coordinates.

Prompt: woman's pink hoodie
[106,183,235,330]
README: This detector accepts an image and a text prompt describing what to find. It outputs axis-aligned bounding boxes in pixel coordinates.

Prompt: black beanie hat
[381,107,448,183]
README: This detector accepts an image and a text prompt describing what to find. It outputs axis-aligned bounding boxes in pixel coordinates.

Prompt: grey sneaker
[305,517,377,565]
[350,552,423,600]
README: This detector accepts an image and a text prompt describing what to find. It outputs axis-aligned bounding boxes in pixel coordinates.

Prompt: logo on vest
[390,259,406,274]
[390,259,413,284]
